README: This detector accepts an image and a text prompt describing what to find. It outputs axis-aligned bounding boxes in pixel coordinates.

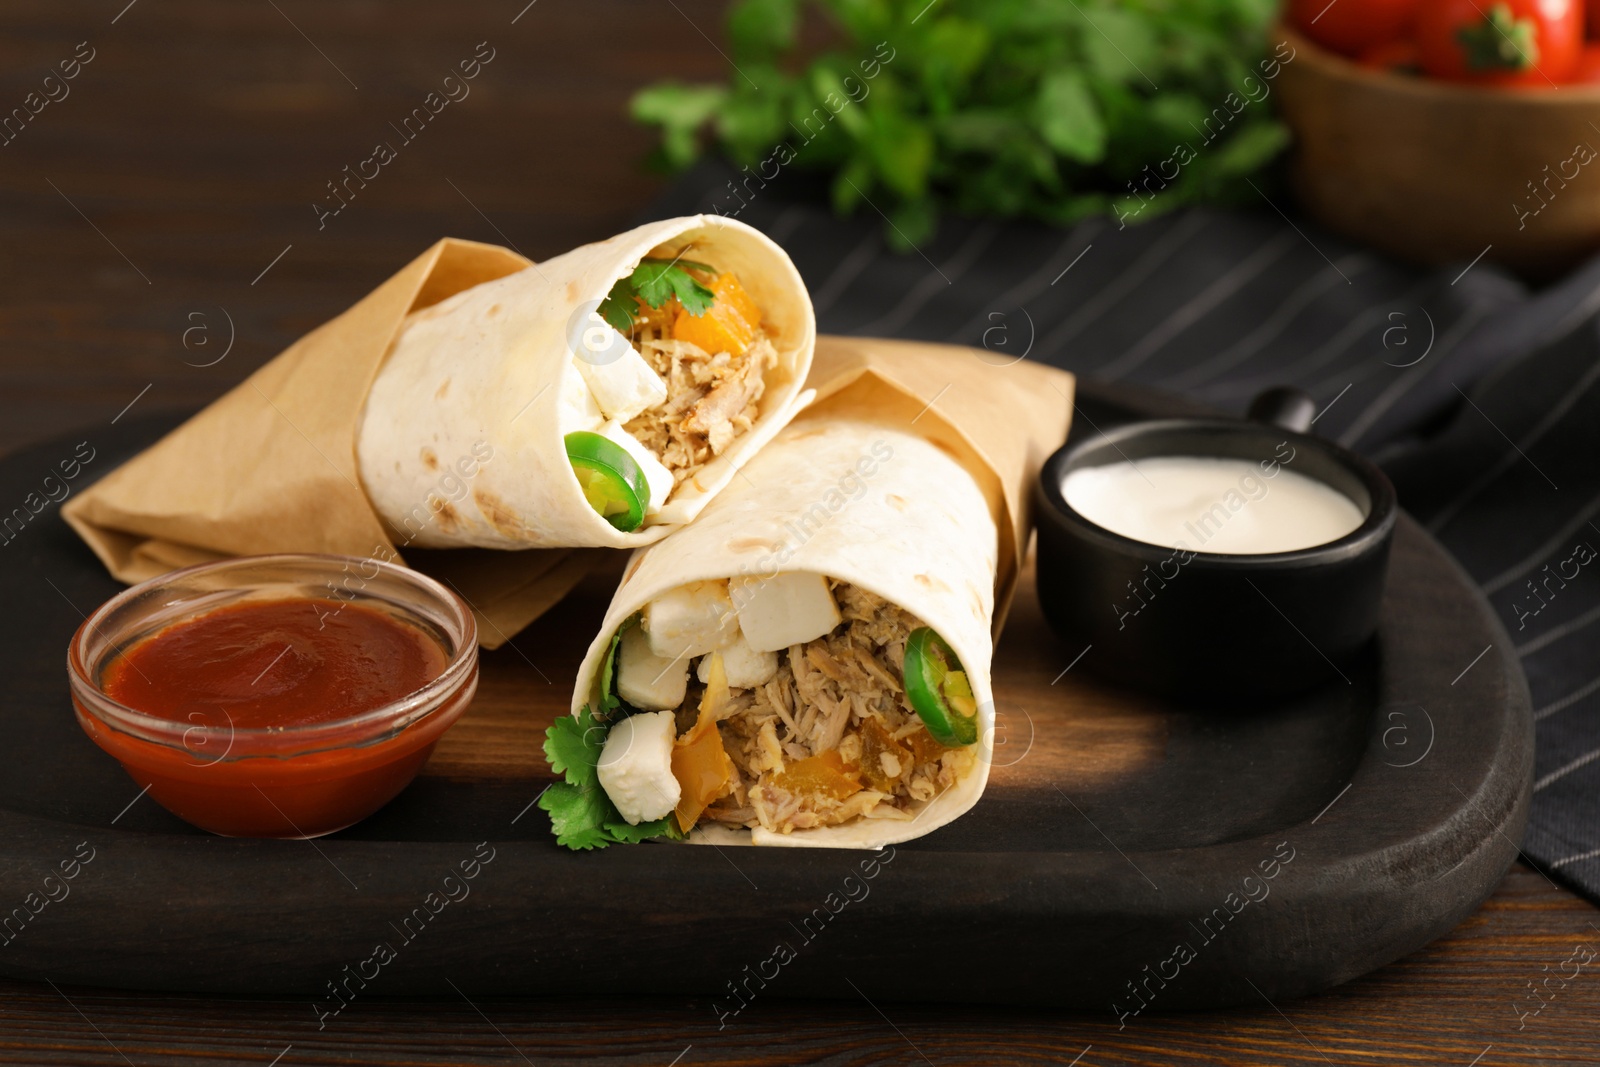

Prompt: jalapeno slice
[902,627,978,747]
[565,431,648,532]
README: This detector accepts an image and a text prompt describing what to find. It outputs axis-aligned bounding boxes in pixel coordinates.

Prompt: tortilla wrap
[356,215,816,549]
[572,413,1000,849]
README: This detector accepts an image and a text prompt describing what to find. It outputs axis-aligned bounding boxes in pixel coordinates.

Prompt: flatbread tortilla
[357,215,816,549]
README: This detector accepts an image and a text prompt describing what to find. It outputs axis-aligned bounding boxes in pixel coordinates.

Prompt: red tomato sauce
[103,599,447,729]
[79,598,469,839]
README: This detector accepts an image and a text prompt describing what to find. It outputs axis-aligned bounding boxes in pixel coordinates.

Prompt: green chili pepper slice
[903,627,978,747]
[565,431,648,532]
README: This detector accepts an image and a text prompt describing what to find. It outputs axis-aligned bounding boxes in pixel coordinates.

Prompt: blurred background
[6,0,1599,495]
[10,0,1600,452]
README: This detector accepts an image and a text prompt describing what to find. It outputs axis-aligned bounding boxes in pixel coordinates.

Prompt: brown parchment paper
[60,237,588,649]
[802,335,1074,637]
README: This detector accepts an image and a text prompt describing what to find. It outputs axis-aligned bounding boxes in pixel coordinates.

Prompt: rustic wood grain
[1,0,1597,1063]
[0,866,1594,1066]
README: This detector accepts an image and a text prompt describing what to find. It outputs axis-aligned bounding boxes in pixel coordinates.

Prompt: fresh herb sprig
[538,622,679,849]
[631,0,1288,248]
[598,257,718,335]
[538,706,679,849]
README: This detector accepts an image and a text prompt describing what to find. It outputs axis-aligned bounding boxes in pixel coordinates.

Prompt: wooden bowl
[1275,26,1600,277]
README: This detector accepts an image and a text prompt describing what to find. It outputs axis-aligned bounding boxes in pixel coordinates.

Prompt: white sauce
[1062,456,1364,555]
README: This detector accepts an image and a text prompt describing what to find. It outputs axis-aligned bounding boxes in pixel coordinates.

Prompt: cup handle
[1246,386,1317,434]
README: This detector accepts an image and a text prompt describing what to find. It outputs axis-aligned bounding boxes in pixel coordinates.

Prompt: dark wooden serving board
[0,383,1531,1014]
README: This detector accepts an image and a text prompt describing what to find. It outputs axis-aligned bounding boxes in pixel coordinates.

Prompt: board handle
[1247,386,1317,434]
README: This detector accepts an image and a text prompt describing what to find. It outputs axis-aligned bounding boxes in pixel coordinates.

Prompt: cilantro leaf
[1035,70,1105,165]
[631,83,729,169]
[596,260,718,334]
[631,259,717,316]
[597,286,638,335]
[606,816,681,844]
[539,781,616,850]
[672,279,716,318]
[543,705,606,789]
[596,618,632,718]
[1207,121,1292,181]
[868,111,934,200]
[728,0,800,62]
[539,701,680,850]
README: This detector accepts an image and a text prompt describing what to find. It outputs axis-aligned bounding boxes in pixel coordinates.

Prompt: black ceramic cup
[1034,388,1397,700]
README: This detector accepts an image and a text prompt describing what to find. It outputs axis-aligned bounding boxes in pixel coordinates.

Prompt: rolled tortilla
[356,215,815,550]
[571,413,999,849]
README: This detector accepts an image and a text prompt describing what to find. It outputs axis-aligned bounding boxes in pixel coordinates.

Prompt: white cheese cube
[558,360,605,433]
[697,636,778,690]
[596,710,681,825]
[615,622,690,711]
[575,340,669,422]
[643,580,740,661]
[729,571,841,653]
[597,420,675,517]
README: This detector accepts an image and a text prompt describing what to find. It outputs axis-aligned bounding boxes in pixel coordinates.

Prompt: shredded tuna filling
[674,583,974,835]
[623,326,777,487]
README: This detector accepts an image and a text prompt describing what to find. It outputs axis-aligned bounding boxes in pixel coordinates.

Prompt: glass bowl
[67,553,478,838]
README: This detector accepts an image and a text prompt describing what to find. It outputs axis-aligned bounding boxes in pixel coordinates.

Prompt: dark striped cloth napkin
[650,163,1600,903]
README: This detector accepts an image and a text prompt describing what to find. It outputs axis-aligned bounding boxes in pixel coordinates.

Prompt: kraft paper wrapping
[801,335,1075,635]
[62,237,599,649]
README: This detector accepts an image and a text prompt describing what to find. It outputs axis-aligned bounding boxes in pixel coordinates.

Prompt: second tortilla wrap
[570,411,1000,849]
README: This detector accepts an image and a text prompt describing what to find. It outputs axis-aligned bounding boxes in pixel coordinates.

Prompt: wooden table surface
[2,2,1597,1063]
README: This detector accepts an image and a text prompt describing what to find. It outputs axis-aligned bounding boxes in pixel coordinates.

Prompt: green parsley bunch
[632,0,1289,248]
